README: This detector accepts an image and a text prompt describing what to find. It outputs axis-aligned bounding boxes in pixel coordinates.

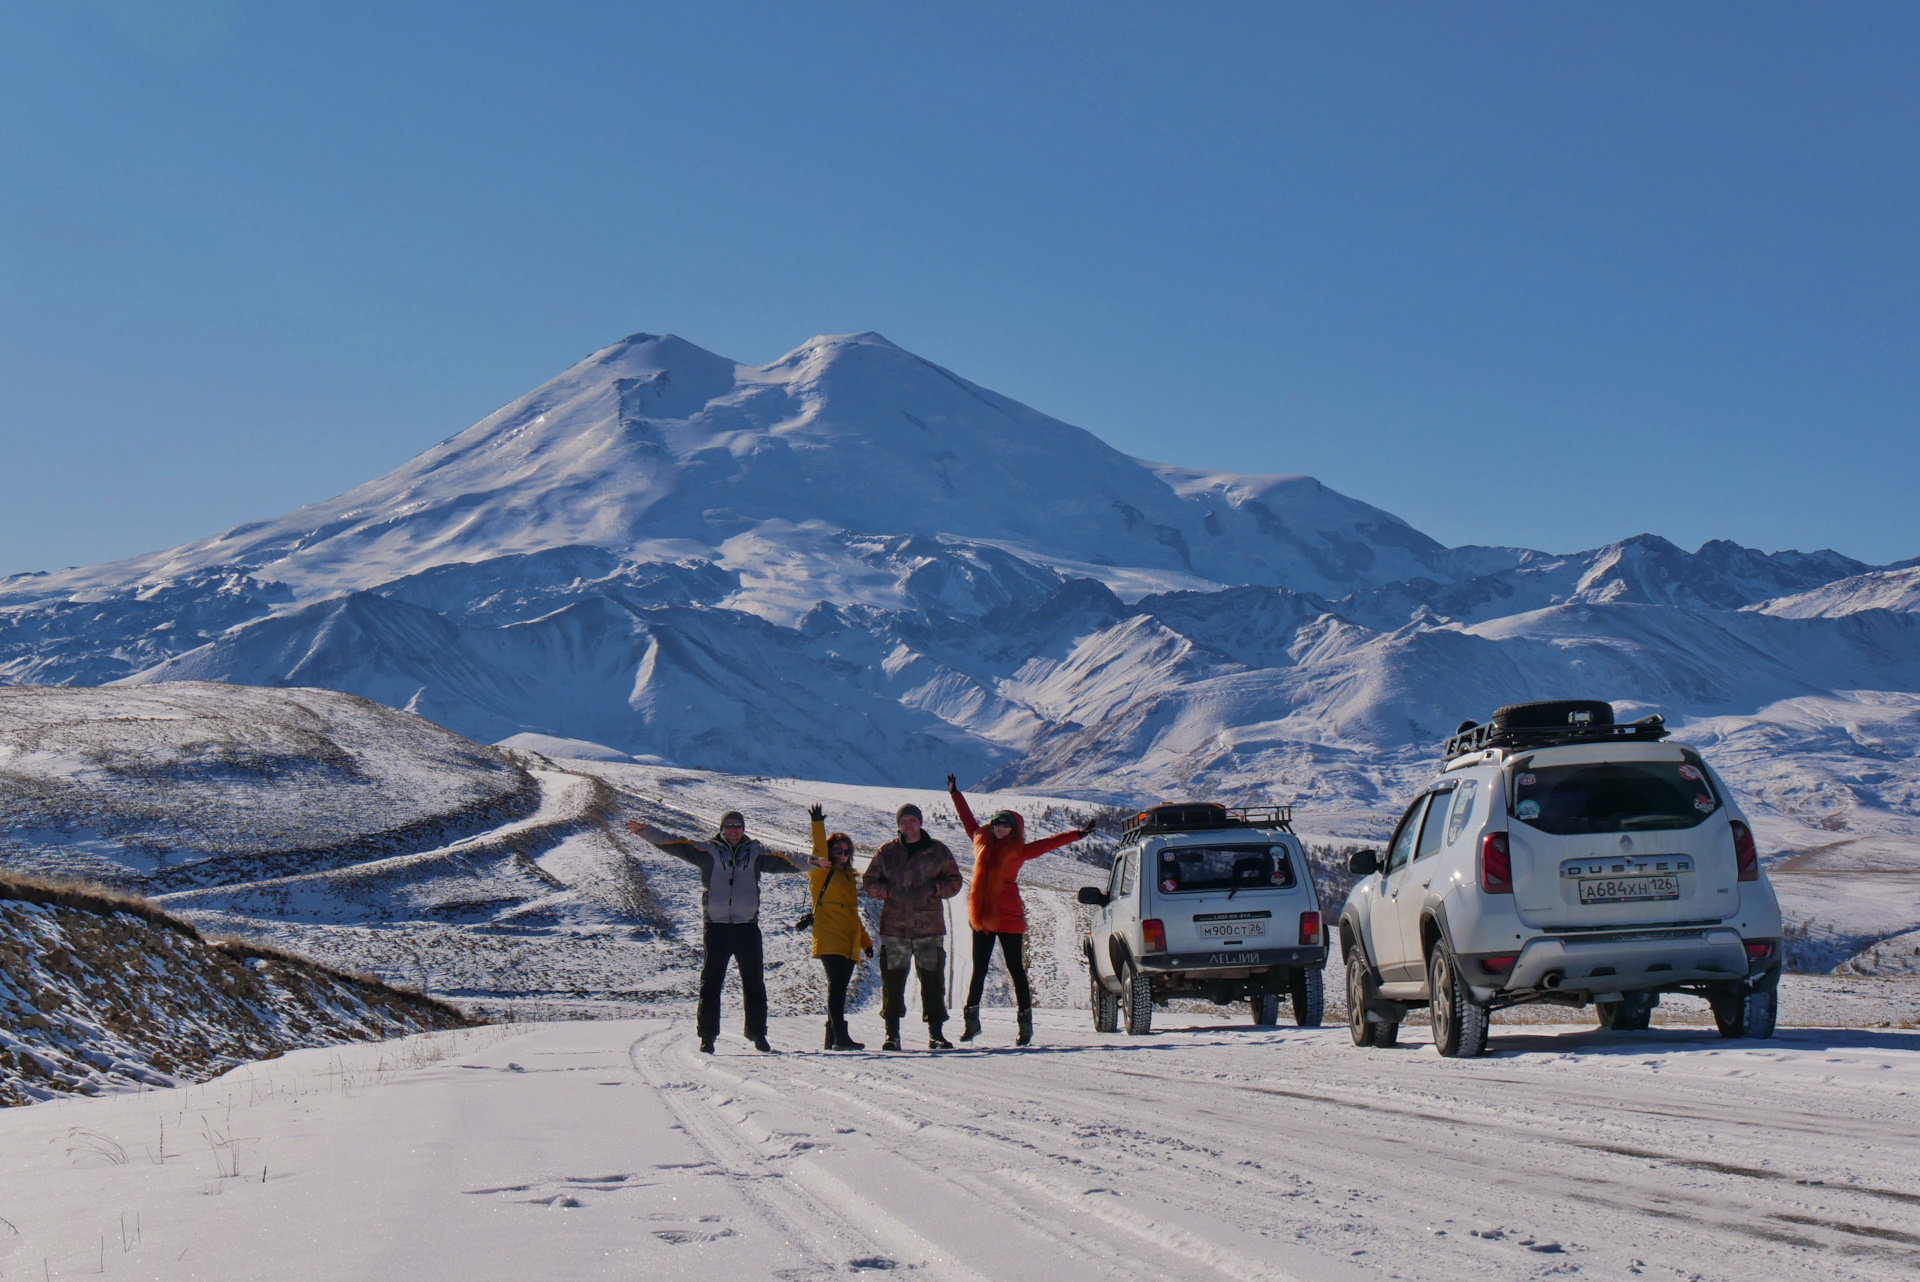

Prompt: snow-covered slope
[1753,565,1920,619]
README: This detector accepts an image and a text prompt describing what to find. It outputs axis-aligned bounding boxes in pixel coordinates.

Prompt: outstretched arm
[626,819,705,865]
[1021,824,1093,862]
[947,775,978,838]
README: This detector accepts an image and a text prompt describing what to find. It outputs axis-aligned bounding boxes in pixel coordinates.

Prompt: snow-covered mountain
[0,329,1914,871]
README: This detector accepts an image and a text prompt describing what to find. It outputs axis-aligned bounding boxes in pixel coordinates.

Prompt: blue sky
[2,1,1915,574]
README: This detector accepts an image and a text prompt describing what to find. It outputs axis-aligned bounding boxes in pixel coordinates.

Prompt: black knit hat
[895,801,924,823]
[718,810,745,831]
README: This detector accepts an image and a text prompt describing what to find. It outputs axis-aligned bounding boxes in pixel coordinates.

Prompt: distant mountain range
[3,330,1916,866]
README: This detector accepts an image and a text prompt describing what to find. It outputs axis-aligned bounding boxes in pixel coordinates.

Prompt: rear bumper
[1493,928,1749,997]
[1138,945,1328,972]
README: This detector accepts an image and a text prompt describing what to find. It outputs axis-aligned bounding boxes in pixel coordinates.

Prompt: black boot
[928,1023,953,1051]
[824,1020,836,1051]
[882,1018,902,1051]
[1017,1007,1033,1047]
[960,1006,982,1042]
[698,1038,715,1054]
[752,1035,772,1053]
[834,1020,865,1051]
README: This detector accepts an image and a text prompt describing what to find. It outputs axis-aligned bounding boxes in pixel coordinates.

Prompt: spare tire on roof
[1490,700,1614,731]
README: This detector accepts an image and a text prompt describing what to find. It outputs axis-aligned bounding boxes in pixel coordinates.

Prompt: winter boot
[882,1018,903,1052]
[960,1006,983,1042]
[928,1023,954,1051]
[698,1038,715,1054]
[752,1035,773,1053]
[824,1020,836,1051]
[833,1020,865,1052]
[1016,1008,1033,1047]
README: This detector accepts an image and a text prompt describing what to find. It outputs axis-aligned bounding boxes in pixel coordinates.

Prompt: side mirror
[1347,849,1380,876]
[1077,886,1111,907]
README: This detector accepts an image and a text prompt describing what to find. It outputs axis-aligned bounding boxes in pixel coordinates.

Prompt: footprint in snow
[654,1227,737,1245]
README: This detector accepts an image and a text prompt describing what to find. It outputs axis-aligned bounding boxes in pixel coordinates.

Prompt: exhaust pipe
[1541,970,1564,990]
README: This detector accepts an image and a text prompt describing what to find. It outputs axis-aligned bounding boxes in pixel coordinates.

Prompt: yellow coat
[809,818,873,961]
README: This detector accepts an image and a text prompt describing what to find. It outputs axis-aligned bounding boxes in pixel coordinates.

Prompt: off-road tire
[1251,993,1280,1026]
[1346,949,1398,1048]
[1291,968,1325,1028]
[1090,967,1121,1033]
[1123,966,1155,1036]
[1596,992,1656,1032]
[1712,988,1778,1040]
[1428,944,1489,1058]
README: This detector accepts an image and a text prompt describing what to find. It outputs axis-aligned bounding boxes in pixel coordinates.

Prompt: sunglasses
[722,822,744,830]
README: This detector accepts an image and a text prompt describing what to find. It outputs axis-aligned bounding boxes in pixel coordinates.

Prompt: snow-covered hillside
[0,327,1913,863]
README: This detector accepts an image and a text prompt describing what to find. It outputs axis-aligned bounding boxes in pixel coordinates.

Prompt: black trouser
[966,929,1032,1011]
[820,954,856,1024]
[698,920,767,1041]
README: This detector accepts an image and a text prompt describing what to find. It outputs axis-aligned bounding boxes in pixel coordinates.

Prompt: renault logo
[1619,835,1634,853]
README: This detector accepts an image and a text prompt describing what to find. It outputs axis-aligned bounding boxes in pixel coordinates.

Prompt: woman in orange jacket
[948,775,1094,1046]
[807,803,873,1051]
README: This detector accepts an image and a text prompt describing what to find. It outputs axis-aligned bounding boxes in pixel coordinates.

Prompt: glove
[946,774,957,790]
[807,803,825,822]
[864,946,875,959]
[1080,818,1098,835]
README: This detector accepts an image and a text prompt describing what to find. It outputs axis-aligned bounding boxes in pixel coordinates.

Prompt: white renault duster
[1080,803,1328,1035]
[1339,700,1785,1058]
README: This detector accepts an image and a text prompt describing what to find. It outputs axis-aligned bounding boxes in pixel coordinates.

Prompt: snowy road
[4,1014,1918,1281]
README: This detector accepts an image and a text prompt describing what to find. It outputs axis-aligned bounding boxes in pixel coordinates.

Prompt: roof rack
[1119,802,1294,843]
[1441,714,1669,763]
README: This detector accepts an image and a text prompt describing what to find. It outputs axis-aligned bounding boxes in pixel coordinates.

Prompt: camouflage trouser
[878,935,947,1026]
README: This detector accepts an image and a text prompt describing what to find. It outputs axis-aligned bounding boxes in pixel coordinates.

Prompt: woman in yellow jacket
[807,803,873,1051]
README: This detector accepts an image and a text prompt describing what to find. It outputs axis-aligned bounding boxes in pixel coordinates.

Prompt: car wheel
[1123,966,1155,1036]
[1345,948,1397,1048]
[1428,944,1489,1058]
[1596,992,1655,1032]
[1090,967,1121,1033]
[1251,993,1280,1027]
[1291,969,1325,1028]
[1712,988,1777,1040]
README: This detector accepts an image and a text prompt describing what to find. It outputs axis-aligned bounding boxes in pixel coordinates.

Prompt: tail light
[1731,820,1759,882]
[1744,940,1772,960]
[1481,955,1517,975]
[1141,919,1166,953]
[1479,831,1512,894]
[1298,911,1322,946]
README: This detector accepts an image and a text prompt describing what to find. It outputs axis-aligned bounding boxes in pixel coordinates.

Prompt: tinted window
[1445,779,1479,845]
[1155,845,1296,893]
[1414,788,1456,861]
[1385,797,1427,873]
[1511,760,1719,835]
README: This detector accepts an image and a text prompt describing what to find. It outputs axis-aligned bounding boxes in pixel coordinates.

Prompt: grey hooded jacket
[630,821,806,924]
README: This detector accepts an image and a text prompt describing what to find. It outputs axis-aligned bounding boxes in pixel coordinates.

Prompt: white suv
[1339,700,1785,1058]
[1081,803,1328,1035]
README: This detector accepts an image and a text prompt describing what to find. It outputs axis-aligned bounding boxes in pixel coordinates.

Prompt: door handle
[1419,879,1432,889]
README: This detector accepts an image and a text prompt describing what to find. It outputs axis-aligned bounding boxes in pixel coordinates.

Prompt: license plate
[1578,875,1681,904]
[1198,921,1267,939]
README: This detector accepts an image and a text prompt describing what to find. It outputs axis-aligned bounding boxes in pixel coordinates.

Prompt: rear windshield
[1510,760,1718,835]
[1155,845,1296,894]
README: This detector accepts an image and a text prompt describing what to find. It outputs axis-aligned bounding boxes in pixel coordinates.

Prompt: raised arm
[625,819,705,865]
[947,775,978,838]
[809,803,828,866]
[1021,822,1094,863]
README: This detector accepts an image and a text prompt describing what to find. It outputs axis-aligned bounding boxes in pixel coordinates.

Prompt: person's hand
[809,854,830,868]
[1080,818,1098,835]
[625,820,643,835]
[808,803,825,822]
[946,774,957,790]
[864,946,875,959]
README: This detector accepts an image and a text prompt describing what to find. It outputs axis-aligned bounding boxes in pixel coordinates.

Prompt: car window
[1444,779,1479,846]
[1155,845,1297,893]
[1105,848,1128,899]
[1413,789,1454,862]
[1118,851,1137,896]
[1511,760,1719,834]
[1385,797,1427,873]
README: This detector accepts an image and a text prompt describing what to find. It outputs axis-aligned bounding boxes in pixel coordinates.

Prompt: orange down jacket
[951,785,1086,935]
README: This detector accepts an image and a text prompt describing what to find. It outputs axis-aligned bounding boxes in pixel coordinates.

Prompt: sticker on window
[1693,794,1715,812]
[1161,878,1178,892]
[1515,799,1541,820]
[1517,773,1536,787]
[1678,764,1701,781]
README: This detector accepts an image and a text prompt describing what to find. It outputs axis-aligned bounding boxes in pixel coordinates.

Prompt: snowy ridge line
[154,764,617,919]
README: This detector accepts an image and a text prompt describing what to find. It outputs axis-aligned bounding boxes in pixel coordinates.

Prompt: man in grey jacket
[627,810,814,1053]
